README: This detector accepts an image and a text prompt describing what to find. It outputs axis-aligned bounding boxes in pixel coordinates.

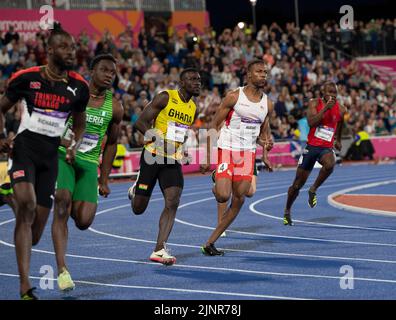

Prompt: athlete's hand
[0,137,13,153]
[200,163,210,174]
[180,150,192,165]
[335,140,342,151]
[99,182,111,198]
[264,137,274,151]
[65,147,77,164]
[324,96,336,110]
[262,156,273,172]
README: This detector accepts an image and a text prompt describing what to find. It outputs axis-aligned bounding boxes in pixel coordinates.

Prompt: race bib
[166,121,189,143]
[29,108,68,137]
[240,117,261,145]
[64,128,99,153]
[314,126,334,142]
[78,133,99,153]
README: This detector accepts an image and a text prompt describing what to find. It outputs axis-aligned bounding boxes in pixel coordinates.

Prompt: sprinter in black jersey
[0,23,89,300]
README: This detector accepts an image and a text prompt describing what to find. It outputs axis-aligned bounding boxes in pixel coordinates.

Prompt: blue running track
[1,163,396,300]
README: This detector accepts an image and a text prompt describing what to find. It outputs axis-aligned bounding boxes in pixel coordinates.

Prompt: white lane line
[2,241,396,286]
[249,179,396,232]
[0,273,309,300]
[86,229,396,265]
[0,218,15,226]
[327,180,396,216]
[105,170,396,197]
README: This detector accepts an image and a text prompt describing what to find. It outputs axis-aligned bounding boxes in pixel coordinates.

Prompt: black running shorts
[134,149,184,197]
[9,133,59,208]
[298,144,334,171]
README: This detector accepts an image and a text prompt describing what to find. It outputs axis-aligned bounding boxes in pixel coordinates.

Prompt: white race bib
[64,128,99,153]
[166,121,189,143]
[79,133,99,153]
[29,108,68,137]
[314,126,334,142]
[240,118,261,146]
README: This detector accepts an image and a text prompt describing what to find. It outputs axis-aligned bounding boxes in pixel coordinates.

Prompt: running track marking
[249,180,396,232]
[100,172,396,204]
[0,273,307,300]
[1,174,396,297]
[327,180,396,216]
[2,239,396,286]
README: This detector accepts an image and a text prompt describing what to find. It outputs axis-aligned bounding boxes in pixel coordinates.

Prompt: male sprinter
[212,138,273,237]
[128,68,201,265]
[200,60,273,255]
[283,81,345,226]
[0,23,88,299]
[52,54,123,291]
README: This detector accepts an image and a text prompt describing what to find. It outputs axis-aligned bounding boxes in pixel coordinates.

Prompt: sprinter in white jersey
[200,59,274,256]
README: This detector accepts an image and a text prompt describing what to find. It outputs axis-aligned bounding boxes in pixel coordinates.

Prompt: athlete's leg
[214,177,233,203]
[72,201,98,230]
[69,159,99,230]
[285,167,311,214]
[284,145,317,223]
[205,179,251,246]
[131,194,151,215]
[217,175,255,234]
[130,150,159,215]
[31,205,51,245]
[51,153,75,274]
[52,189,72,273]
[309,151,336,193]
[246,174,257,198]
[217,201,228,225]
[12,182,37,295]
[155,186,182,251]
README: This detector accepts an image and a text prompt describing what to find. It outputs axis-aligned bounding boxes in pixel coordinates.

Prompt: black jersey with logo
[5,66,89,148]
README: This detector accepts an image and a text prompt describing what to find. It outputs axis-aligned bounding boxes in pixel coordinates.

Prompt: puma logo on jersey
[67,86,77,96]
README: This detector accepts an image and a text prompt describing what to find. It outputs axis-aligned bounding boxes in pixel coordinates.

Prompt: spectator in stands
[345,125,375,160]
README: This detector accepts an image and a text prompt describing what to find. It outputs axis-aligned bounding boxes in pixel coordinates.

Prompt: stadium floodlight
[249,0,257,33]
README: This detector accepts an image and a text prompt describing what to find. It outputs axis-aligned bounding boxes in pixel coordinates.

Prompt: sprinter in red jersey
[283,81,346,226]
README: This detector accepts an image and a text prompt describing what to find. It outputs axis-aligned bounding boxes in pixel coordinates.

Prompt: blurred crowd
[1,17,396,151]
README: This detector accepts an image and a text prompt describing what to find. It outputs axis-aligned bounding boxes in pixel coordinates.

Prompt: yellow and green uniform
[355,131,370,146]
[112,144,127,169]
[57,90,113,203]
[144,89,196,160]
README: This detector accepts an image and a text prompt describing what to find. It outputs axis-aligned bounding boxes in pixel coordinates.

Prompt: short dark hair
[321,80,337,92]
[247,59,265,72]
[48,22,71,46]
[180,67,199,80]
[90,54,117,70]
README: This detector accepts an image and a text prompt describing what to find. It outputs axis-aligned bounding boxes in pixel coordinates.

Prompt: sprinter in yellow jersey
[128,68,201,265]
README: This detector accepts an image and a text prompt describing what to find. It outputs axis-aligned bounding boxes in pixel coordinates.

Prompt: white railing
[2,0,206,10]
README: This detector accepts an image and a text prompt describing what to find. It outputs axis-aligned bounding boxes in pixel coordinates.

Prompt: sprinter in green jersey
[52,54,123,291]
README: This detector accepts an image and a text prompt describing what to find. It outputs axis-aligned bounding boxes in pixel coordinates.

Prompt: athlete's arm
[257,100,273,172]
[307,97,335,128]
[134,91,169,141]
[0,95,17,152]
[200,90,238,173]
[257,99,274,151]
[210,90,239,131]
[66,82,89,164]
[334,104,346,151]
[0,73,25,152]
[99,98,124,197]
